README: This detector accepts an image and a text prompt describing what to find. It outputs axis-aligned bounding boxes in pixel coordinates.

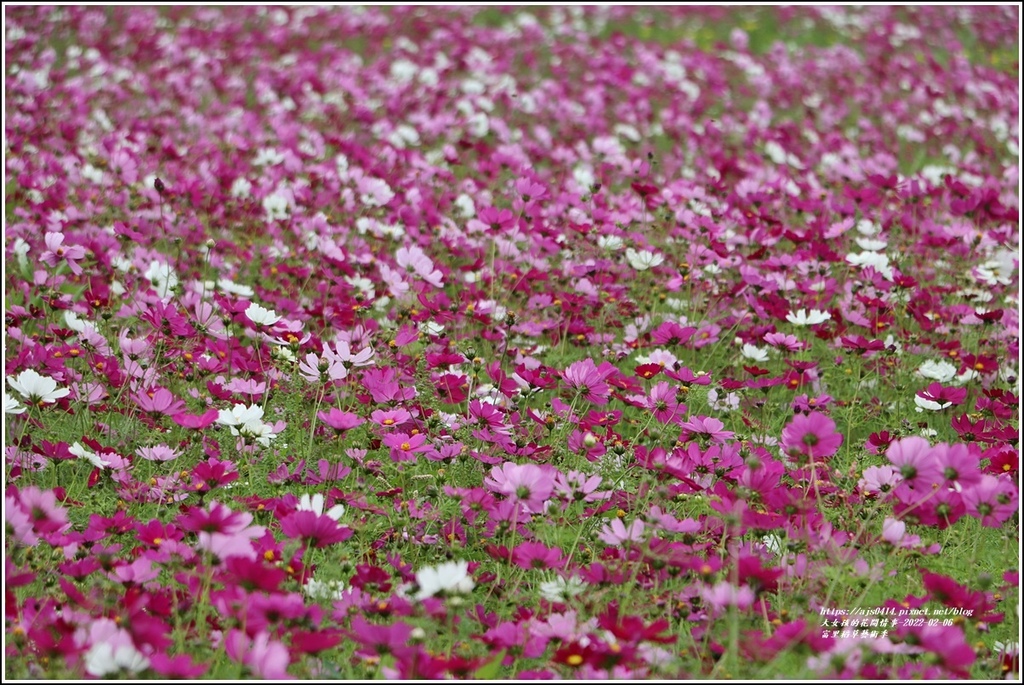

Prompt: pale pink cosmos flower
[224,630,291,680]
[857,465,902,496]
[553,470,610,504]
[40,232,86,275]
[699,581,755,611]
[484,462,555,513]
[597,518,646,546]
[137,444,181,462]
[881,517,923,548]
[357,176,395,207]
[679,415,735,443]
[324,339,375,368]
[298,352,348,384]
[396,245,444,287]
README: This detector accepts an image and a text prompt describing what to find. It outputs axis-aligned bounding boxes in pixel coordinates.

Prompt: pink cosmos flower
[932,442,983,491]
[40,232,87,275]
[881,517,923,548]
[371,408,412,428]
[171,409,219,430]
[396,245,444,287]
[484,462,555,513]
[857,465,903,497]
[382,432,430,462]
[961,475,1018,527]
[642,381,687,425]
[357,176,394,207]
[298,352,347,384]
[780,411,843,464]
[763,331,805,352]
[363,367,417,403]
[224,629,291,680]
[15,486,70,535]
[137,444,180,462]
[178,502,265,562]
[885,437,943,490]
[511,541,566,570]
[678,415,734,443]
[133,387,187,416]
[699,581,756,612]
[317,408,365,432]
[562,358,615,405]
[6,495,38,545]
[324,339,375,369]
[279,511,353,548]
[597,518,646,546]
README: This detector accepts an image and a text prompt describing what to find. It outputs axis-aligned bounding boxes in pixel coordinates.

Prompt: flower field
[3,5,1020,680]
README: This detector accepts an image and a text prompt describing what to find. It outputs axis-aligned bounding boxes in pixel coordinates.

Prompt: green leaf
[474,650,505,680]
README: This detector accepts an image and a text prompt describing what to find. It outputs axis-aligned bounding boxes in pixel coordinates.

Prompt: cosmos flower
[625,248,665,271]
[245,302,281,327]
[414,560,475,600]
[6,369,70,405]
[4,393,26,415]
[40,232,87,275]
[785,308,831,326]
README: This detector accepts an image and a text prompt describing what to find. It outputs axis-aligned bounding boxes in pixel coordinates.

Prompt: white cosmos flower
[855,219,880,235]
[846,250,893,279]
[229,177,252,199]
[454,193,475,218]
[143,260,179,298]
[245,303,281,327]
[263,192,291,221]
[598,235,624,250]
[218,278,254,298]
[6,369,71,404]
[917,359,957,383]
[419,321,444,336]
[625,248,664,271]
[305,576,347,601]
[69,442,111,469]
[217,403,265,429]
[239,420,278,447]
[785,309,831,326]
[414,560,475,600]
[298,493,345,521]
[741,344,769,362]
[84,642,151,677]
[539,576,586,603]
[914,395,950,412]
[253,147,285,166]
[4,393,26,415]
[854,237,888,251]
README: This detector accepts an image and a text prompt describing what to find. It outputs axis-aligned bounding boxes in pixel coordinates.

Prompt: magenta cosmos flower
[279,511,353,548]
[779,411,843,464]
